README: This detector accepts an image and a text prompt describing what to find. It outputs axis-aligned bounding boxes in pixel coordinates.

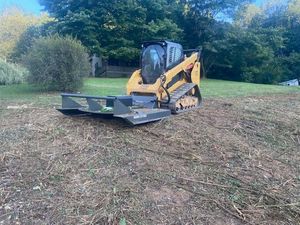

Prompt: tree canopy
[1,0,297,84]
[39,0,250,62]
[0,7,50,59]
[208,0,300,83]
[39,0,184,64]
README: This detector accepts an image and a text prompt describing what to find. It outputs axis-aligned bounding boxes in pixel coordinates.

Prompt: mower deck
[56,93,171,125]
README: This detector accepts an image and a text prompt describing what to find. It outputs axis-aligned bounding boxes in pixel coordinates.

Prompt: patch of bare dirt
[0,93,300,225]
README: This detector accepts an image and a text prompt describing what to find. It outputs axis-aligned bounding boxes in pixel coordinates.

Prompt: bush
[23,35,90,91]
[10,25,43,62]
[0,59,28,85]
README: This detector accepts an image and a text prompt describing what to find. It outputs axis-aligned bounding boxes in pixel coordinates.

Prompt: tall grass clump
[0,59,28,85]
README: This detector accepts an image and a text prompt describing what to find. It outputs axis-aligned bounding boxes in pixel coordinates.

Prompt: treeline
[3,0,300,84]
[208,1,300,84]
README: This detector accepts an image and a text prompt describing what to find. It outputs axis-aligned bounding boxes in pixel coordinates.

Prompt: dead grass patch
[1,93,300,224]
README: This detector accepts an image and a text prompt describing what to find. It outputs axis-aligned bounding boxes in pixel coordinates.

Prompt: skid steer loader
[57,40,202,125]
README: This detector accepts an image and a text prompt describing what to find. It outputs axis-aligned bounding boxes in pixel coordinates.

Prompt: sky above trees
[0,0,263,15]
[0,0,42,14]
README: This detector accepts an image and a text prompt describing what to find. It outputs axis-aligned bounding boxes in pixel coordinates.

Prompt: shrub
[10,25,43,61]
[23,35,90,91]
[0,59,28,85]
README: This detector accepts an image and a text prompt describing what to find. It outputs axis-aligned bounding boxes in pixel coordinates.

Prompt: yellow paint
[126,52,201,101]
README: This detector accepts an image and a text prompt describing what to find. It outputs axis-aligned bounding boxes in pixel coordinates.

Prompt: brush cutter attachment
[57,93,171,125]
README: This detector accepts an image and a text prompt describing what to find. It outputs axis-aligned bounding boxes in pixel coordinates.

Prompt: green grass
[200,79,300,97]
[0,83,60,105]
[81,78,128,96]
[78,78,300,98]
[0,78,299,105]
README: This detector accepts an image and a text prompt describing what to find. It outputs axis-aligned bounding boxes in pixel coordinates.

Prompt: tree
[174,0,252,79]
[178,0,251,48]
[11,25,43,61]
[206,0,300,84]
[39,0,183,64]
[37,0,300,84]
[288,0,300,19]
[0,7,51,59]
[234,4,263,27]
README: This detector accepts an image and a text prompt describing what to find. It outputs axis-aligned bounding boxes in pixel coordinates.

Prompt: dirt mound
[1,94,300,224]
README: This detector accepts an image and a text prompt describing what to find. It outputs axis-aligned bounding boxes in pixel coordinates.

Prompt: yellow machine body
[126,52,201,102]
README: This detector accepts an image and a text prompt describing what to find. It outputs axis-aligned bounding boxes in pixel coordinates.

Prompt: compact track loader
[57,41,202,125]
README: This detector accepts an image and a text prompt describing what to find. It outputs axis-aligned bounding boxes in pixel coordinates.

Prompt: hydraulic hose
[158,74,171,104]
[160,84,171,104]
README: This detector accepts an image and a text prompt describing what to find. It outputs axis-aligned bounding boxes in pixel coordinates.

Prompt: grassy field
[81,78,300,98]
[0,78,299,105]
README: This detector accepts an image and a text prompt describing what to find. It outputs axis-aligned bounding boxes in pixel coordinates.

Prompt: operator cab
[141,41,184,84]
